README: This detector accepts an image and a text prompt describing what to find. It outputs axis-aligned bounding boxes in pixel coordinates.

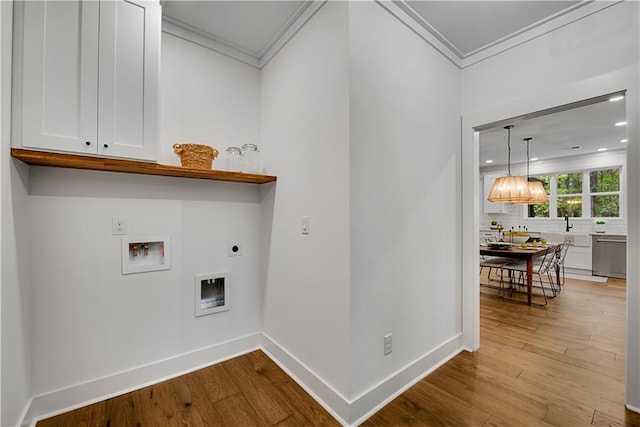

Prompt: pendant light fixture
[514,137,548,205]
[487,125,532,203]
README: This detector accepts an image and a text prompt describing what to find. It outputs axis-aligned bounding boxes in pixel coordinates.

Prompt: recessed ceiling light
[530,157,538,161]
[609,95,625,102]
[597,148,607,152]
[615,121,627,126]
[485,160,493,164]
[621,139,628,143]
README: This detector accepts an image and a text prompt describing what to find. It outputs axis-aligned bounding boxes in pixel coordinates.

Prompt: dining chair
[479,238,514,290]
[528,241,568,294]
[504,245,561,306]
[557,234,575,287]
[480,255,513,285]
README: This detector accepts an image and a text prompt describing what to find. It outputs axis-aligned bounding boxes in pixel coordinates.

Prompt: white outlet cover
[112,217,128,235]
[228,242,242,257]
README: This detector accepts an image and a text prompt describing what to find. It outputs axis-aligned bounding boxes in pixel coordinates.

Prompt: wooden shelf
[11,148,277,184]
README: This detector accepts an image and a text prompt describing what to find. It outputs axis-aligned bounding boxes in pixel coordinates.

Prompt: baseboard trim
[626,404,640,414]
[349,333,463,425]
[22,332,261,427]
[261,332,463,426]
[16,397,33,427]
[21,331,464,427]
[260,333,351,425]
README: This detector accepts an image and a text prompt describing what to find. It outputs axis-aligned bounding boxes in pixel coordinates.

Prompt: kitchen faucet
[565,215,573,232]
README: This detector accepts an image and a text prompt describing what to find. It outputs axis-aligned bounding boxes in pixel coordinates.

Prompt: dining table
[480,243,560,305]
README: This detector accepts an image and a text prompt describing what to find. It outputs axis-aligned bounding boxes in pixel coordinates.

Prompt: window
[526,167,622,219]
[557,173,583,218]
[590,168,620,217]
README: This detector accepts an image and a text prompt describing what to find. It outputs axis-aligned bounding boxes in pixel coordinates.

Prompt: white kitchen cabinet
[12,0,160,161]
[564,245,591,273]
[483,173,508,214]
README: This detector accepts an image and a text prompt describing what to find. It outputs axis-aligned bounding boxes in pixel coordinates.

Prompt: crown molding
[459,0,622,68]
[375,0,462,68]
[260,0,326,68]
[161,1,326,70]
[162,0,621,70]
[379,0,623,69]
[162,16,261,68]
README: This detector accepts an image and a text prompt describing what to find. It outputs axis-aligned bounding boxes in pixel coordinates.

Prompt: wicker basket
[173,143,219,169]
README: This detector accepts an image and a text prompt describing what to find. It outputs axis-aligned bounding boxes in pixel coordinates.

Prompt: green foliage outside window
[590,168,620,192]
[592,195,619,217]
[590,168,620,217]
[526,168,621,219]
[557,173,582,195]
[557,196,582,217]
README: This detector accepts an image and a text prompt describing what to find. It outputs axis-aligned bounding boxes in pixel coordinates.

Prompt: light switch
[302,216,310,235]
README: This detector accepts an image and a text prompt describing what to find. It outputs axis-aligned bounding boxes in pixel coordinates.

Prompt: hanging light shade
[512,137,549,205]
[527,179,548,204]
[487,125,532,203]
[487,175,532,203]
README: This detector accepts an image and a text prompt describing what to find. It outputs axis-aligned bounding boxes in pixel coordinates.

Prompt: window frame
[526,166,623,219]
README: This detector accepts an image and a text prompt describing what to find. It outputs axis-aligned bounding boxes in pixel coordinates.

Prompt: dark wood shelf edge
[11,148,277,184]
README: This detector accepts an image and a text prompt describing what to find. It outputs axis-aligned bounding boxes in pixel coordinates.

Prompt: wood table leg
[527,257,533,305]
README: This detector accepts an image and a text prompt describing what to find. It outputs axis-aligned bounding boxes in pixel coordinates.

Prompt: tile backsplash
[482,203,627,235]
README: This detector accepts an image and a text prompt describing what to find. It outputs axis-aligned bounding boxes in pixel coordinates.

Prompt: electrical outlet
[228,241,242,257]
[112,218,128,235]
[384,333,392,356]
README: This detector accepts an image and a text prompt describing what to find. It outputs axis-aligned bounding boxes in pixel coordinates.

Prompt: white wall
[259,0,351,407]
[26,32,263,405]
[159,34,260,167]
[260,2,464,422]
[461,0,640,410]
[1,1,32,425]
[347,0,461,408]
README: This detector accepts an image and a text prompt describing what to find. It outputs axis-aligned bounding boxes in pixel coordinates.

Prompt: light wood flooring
[365,274,639,426]
[37,350,340,427]
[39,275,639,426]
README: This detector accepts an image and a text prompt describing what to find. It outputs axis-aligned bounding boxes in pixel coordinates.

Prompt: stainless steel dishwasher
[592,234,627,279]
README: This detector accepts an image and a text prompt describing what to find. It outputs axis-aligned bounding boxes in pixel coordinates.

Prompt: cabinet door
[98,0,159,161]
[15,0,99,154]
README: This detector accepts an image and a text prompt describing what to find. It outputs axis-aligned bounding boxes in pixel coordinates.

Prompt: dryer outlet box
[195,272,230,317]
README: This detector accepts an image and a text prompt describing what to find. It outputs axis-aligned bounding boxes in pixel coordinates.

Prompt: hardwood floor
[37,350,340,427]
[365,275,640,426]
[39,275,639,426]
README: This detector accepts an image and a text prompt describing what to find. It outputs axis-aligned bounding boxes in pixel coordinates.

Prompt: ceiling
[479,95,627,170]
[162,1,310,59]
[396,1,584,58]
[161,1,612,66]
[161,1,625,164]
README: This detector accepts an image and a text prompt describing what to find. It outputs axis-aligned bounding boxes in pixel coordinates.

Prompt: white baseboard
[260,333,351,425]
[22,332,261,427]
[262,332,463,426]
[626,403,640,414]
[348,333,463,426]
[21,331,463,427]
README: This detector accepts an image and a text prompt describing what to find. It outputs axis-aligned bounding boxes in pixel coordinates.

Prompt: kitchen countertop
[480,229,541,235]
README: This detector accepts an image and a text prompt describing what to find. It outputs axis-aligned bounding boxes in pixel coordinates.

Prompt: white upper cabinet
[12,0,160,161]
